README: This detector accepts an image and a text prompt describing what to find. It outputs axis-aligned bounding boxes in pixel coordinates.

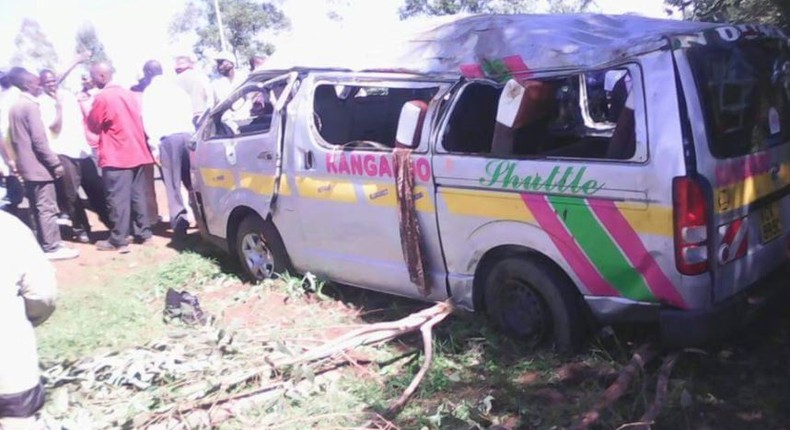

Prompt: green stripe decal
[546,195,654,301]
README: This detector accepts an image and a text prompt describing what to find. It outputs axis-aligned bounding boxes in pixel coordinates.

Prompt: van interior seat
[313,85,352,145]
[605,76,636,160]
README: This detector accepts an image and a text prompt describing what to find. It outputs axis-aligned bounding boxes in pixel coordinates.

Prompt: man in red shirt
[87,62,154,253]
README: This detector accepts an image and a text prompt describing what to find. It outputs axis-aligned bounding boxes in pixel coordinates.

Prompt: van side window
[312,84,438,150]
[205,82,281,140]
[442,83,502,153]
[441,68,639,161]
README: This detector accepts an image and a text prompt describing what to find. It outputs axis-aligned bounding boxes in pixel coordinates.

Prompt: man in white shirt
[142,60,195,239]
[174,55,211,127]
[39,69,111,243]
[0,210,57,429]
[211,51,245,107]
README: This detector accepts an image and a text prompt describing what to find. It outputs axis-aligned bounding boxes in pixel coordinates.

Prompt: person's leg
[130,165,152,242]
[80,157,112,230]
[160,134,189,234]
[59,156,90,240]
[142,163,158,226]
[102,168,132,248]
[0,381,46,429]
[26,181,62,252]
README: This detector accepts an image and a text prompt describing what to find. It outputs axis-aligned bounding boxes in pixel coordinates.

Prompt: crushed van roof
[265,14,776,77]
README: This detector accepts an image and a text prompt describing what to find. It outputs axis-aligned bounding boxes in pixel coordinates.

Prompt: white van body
[190,14,790,349]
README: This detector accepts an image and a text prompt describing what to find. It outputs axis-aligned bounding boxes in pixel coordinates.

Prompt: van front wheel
[484,257,586,352]
[235,216,287,282]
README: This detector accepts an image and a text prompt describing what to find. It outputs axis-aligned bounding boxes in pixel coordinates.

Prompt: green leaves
[170,0,291,62]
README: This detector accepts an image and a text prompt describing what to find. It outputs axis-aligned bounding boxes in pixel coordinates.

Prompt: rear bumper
[659,265,788,347]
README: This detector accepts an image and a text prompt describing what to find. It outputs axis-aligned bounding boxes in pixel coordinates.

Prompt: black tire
[484,257,587,352]
[234,216,289,282]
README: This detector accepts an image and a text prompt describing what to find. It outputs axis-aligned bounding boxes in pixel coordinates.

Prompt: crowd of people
[0,51,267,260]
[0,51,268,429]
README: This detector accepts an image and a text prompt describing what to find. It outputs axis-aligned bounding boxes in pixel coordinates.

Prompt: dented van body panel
[191,14,790,346]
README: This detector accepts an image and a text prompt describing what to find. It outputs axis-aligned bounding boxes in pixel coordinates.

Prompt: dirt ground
[51,179,188,290]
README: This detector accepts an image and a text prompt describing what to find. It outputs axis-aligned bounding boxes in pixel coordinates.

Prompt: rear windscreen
[688,38,790,158]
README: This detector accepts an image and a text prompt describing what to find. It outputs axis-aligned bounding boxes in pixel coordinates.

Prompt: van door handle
[304,150,314,169]
[257,151,274,161]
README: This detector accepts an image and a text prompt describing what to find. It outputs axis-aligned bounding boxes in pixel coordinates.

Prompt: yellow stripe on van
[414,186,436,213]
[279,174,292,196]
[361,183,435,212]
[715,164,790,213]
[237,173,293,196]
[200,168,235,190]
[442,189,535,222]
[615,202,673,237]
[295,177,357,203]
[363,183,397,207]
[239,173,275,195]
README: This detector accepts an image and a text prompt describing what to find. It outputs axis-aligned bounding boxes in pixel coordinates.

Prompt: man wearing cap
[210,51,244,107]
[174,55,211,127]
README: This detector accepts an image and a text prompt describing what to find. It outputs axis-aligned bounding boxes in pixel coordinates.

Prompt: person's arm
[48,96,63,135]
[87,94,106,134]
[27,104,63,175]
[56,51,92,86]
[0,133,14,175]
[13,214,57,326]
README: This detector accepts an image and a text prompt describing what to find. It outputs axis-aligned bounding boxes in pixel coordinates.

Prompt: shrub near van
[190,14,790,351]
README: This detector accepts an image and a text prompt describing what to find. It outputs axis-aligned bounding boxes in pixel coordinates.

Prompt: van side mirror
[395,101,427,148]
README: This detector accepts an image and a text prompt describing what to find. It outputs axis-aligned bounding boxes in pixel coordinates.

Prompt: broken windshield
[688,38,790,158]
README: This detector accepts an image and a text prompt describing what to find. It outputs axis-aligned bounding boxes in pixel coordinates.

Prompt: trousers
[102,166,152,246]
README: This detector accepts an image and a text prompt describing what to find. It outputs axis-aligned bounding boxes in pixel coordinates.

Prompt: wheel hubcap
[501,280,549,344]
[240,232,274,279]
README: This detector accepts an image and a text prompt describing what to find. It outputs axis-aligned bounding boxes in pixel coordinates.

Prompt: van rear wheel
[484,257,586,352]
[235,216,288,282]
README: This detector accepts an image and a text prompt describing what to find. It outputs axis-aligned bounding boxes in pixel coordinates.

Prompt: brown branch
[139,301,454,428]
[384,309,450,417]
[277,301,454,367]
[636,352,680,429]
[572,343,658,430]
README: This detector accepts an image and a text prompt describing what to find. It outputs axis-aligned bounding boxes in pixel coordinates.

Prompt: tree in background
[398,0,595,19]
[76,23,110,65]
[10,18,59,71]
[666,0,790,28]
[170,0,290,62]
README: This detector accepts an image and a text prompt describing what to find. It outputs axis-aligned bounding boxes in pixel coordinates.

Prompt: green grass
[38,253,227,364]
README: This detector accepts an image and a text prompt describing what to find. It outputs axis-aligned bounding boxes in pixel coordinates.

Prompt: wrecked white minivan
[189,14,790,350]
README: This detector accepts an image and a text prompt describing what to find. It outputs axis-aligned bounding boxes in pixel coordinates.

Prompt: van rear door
[680,26,790,301]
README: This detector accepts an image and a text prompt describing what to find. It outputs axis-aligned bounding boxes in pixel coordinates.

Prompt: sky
[0,0,675,88]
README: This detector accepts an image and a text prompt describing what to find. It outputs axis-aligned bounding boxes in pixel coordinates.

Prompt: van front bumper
[659,265,788,347]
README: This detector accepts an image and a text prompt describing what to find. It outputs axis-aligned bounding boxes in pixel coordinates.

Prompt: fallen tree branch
[277,301,454,367]
[139,301,455,428]
[385,308,450,417]
[572,343,658,430]
[636,352,680,429]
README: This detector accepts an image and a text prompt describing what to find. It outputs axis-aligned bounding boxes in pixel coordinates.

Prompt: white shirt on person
[142,75,194,155]
[210,72,246,107]
[0,210,57,396]
[39,89,92,159]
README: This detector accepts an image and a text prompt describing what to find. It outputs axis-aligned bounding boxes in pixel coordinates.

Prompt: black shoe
[134,236,154,245]
[96,239,129,253]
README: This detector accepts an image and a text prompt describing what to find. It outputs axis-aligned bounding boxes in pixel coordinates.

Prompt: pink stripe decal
[589,200,688,309]
[521,194,619,297]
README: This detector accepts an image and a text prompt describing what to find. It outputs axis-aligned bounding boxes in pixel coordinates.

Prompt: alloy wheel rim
[241,232,274,279]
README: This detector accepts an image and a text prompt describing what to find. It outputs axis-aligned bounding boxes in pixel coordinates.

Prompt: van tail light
[673,176,710,275]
